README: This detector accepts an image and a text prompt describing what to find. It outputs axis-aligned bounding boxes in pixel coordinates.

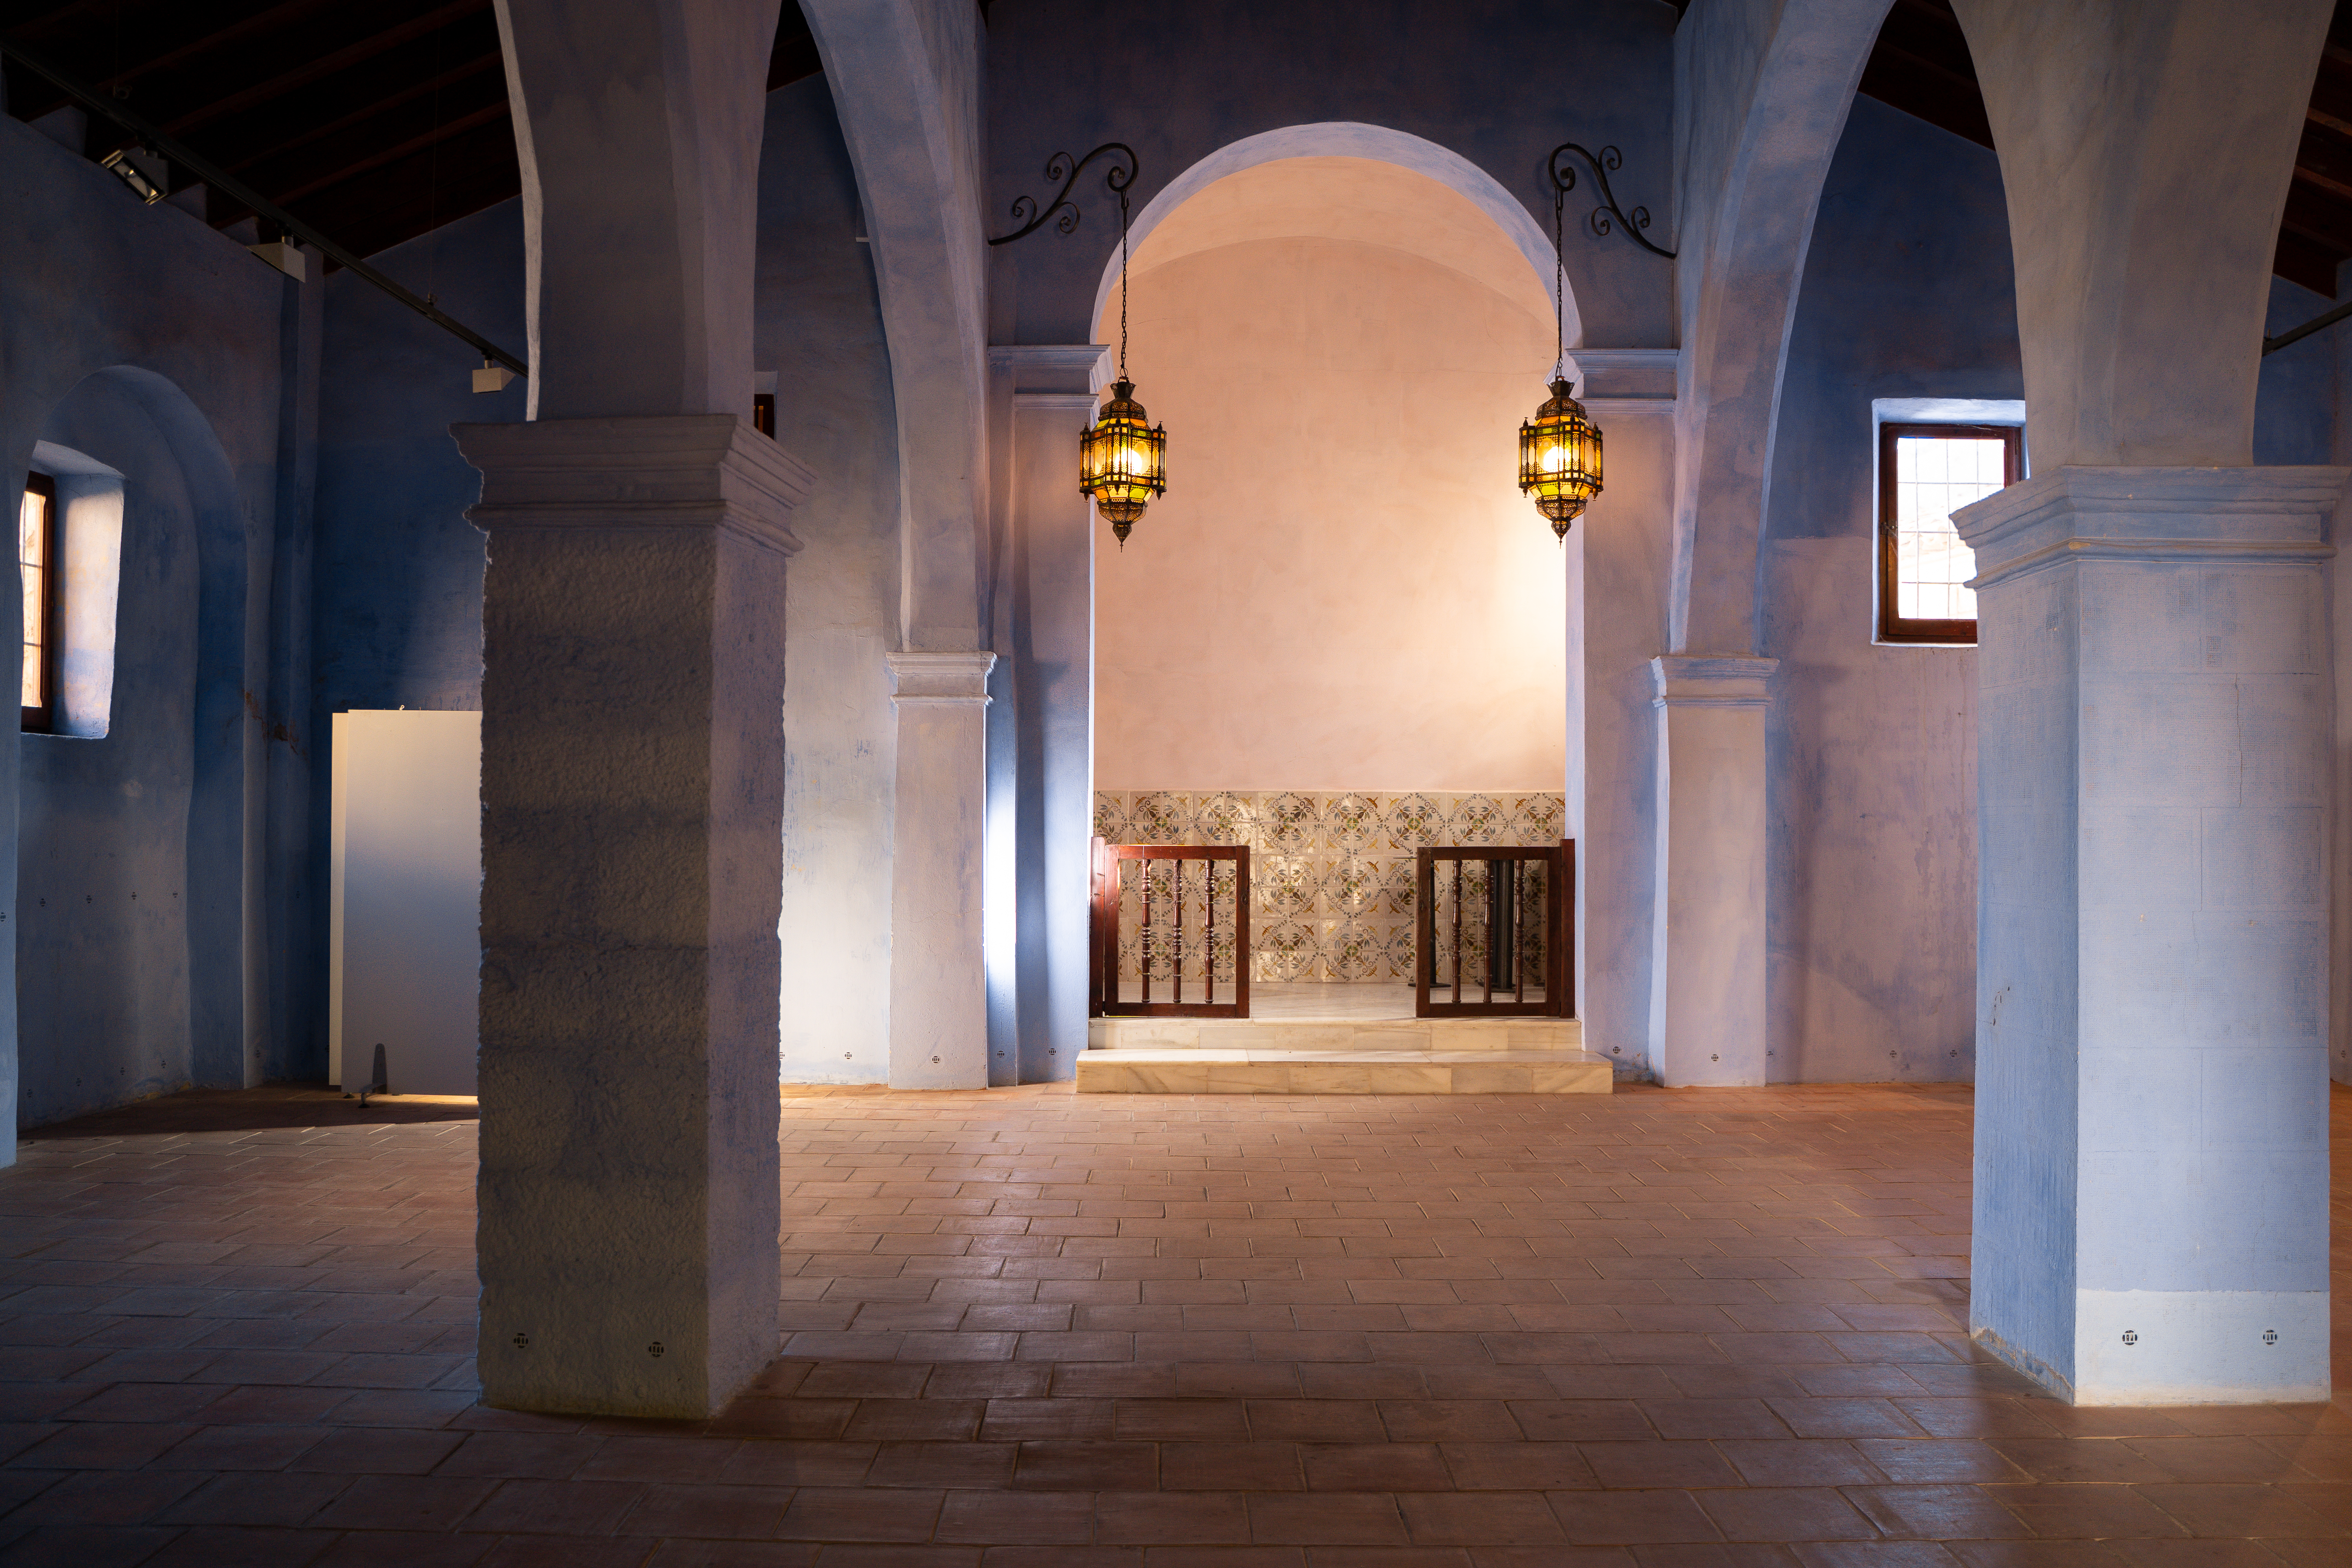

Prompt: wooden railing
[1089,840,1250,1018]
[1415,839,1573,1018]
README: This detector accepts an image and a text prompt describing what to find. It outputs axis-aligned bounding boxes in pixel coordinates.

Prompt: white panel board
[330,710,482,1094]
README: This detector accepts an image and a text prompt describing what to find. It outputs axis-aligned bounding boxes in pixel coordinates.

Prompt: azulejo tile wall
[1094,790,1566,983]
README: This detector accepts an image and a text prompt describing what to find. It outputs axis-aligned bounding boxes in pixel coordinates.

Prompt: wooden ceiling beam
[165,0,491,136]
[198,43,504,179]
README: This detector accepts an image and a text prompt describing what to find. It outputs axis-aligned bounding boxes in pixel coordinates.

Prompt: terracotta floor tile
[1842,1485,2032,1541]
[308,1471,498,1531]
[1243,1491,1410,1546]
[460,1475,644,1534]
[1546,1488,1725,1545]
[2,1082,2346,1560]
[1163,1441,1306,1491]
[1014,1440,1157,1491]
[938,1488,1097,1544]
[1694,1485,1880,1542]
[1399,1491,1565,1545]
[1577,1440,1744,1490]
[1097,1490,1253,1544]
[1376,1404,1521,1443]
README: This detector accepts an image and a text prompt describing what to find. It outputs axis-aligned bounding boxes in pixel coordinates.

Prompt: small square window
[20,473,55,732]
[1877,422,2021,645]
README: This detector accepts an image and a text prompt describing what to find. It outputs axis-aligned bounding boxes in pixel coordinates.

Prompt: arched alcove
[15,367,259,1125]
[1090,146,1577,990]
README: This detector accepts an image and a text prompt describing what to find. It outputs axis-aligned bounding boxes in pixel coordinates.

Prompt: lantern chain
[1553,179,1566,380]
[1119,184,1131,382]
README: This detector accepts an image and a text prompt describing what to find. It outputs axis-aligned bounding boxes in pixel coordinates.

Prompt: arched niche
[1088,146,1574,799]
[1093,122,1579,365]
[14,366,262,1127]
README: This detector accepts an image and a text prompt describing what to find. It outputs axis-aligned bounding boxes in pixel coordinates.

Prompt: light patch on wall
[1095,156,1567,793]
[29,439,124,739]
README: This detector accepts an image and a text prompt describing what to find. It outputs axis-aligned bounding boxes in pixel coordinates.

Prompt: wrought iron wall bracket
[1548,142,1675,260]
[990,143,1139,246]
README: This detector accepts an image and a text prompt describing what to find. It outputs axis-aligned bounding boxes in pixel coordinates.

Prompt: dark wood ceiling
[5,1,2338,292]
[1859,0,2352,297]
[0,0,820,262]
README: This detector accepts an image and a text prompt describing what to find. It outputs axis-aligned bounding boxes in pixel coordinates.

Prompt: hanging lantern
[1080,378,1166,545]
[1518,377,1603,541]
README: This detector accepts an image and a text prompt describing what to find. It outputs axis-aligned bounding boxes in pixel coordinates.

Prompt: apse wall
[1091,158,1568,793]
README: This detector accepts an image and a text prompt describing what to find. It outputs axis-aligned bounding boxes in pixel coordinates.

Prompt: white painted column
[1647,656,1776,1086]
[1957,467,2341,1405]
[887,652,996,1088]
[991,346,1106,1084]
[472,0,785,1419]
[457,417,813,1419]
[1573,356,1680,1078]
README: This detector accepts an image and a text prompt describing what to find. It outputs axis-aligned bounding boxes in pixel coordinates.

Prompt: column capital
[452,414,814,556]
[887,650,997,706]
[1954,465,2348,590]
[1650,655,1777,709]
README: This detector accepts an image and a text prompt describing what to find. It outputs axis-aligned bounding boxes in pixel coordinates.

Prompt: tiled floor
[0,1080,2344,1565]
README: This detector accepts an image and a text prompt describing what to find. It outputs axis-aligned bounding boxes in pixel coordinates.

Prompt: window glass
[20,477,51,724]
[1878,423,2021,644]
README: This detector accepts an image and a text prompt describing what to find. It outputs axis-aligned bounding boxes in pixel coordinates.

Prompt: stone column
[990,346,1106,1084]
[1648,656,1776,1086]
[1956,467,2341,1404]
[887,652,996,1088]
[455,417,812,1419]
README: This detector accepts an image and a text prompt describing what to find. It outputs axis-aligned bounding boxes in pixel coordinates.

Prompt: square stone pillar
[454,414,813,1419]
[886,650,995,1088]
[989,345,1107,1085]
[1648,656,1777,1086]
[1957,466,2343,1404]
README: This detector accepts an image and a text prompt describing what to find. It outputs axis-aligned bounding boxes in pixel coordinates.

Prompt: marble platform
[1079,983,1607,1094]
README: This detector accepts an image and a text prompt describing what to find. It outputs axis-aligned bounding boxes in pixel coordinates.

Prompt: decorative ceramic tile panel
[1095,790,1566,983]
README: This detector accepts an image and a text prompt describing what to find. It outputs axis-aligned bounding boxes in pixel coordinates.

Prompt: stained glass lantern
[1518,377,1603,540]
[1080,378,1166,545]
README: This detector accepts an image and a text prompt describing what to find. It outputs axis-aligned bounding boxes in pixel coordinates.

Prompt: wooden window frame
[1877,421,2022,646]
[20,473,56,734]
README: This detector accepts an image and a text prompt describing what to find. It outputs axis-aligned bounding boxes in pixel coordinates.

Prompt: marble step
[1088,1015,1584,1054]
[1075,1048,1611,1095]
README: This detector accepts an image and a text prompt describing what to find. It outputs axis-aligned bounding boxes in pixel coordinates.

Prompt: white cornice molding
[1955,466,2350,590]
[988,343,1114,397]
[886,650,997,705]
[1650,654,1777,709]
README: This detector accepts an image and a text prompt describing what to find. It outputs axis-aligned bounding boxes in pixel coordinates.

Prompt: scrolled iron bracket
[990,142,1139,246]
[1548,142,1675,260]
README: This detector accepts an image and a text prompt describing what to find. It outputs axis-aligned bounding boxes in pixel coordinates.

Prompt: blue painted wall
[1766,95,2346,1086]
[309,77,901,1078]
[0,113,298,1129]
[1763,96,2019,1084]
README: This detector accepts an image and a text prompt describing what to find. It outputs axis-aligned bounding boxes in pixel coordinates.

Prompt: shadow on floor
[20,1081,480,1140]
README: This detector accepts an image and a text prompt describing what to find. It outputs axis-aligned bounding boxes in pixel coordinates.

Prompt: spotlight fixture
[101,145,165,204]
[989,143,1167,546]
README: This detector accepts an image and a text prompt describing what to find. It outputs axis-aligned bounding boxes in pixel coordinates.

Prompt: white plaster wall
[760,78,903,1085]
[1093,158,1566,793]
[328,710,480,1096]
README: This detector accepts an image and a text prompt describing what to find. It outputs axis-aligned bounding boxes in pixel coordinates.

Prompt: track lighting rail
[0,35,529,381]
